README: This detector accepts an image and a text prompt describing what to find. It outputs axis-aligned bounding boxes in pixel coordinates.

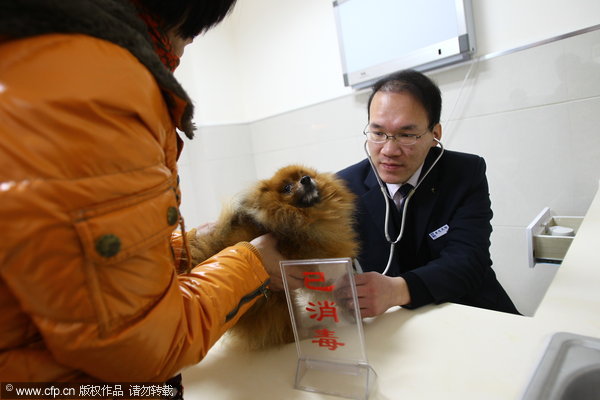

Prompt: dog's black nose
[300,176,312,186]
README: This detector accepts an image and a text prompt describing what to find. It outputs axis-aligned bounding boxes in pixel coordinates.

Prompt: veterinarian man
[338,70,519,317]
[0,0,287,387]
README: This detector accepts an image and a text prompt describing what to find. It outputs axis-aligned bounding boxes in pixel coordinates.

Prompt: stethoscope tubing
[363,138,444,275]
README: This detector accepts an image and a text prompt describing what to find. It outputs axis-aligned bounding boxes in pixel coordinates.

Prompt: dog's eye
[281,183,293,194]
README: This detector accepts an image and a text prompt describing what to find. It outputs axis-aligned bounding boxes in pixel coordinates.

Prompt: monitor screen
[333,0,476,88]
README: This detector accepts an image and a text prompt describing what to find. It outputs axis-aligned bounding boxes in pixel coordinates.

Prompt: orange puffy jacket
[0,33,269,381]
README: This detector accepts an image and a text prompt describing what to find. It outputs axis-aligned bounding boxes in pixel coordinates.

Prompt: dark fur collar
[0,0,195,138]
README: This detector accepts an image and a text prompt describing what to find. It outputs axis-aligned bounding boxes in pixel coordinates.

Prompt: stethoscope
[363,137,445,275]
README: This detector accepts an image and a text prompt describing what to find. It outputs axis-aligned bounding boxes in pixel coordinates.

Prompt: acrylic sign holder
[280,258,377,400]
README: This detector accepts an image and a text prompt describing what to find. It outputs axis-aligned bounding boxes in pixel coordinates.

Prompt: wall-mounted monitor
[333,0,476,89]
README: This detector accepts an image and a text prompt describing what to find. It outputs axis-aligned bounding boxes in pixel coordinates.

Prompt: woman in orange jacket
[0,0,286,385]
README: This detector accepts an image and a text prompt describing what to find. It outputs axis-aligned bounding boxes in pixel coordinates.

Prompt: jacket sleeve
[0,34,269,381]
[401,156,494,307]
[47,243,270,381]
[171,231,187,272]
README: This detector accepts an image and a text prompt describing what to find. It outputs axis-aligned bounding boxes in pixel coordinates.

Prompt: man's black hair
[367,69,442,130]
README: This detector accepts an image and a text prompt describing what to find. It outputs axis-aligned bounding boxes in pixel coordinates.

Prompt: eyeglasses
[363,124,431,146]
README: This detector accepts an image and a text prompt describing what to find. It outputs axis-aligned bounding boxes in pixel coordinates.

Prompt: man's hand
[340,272,411,317]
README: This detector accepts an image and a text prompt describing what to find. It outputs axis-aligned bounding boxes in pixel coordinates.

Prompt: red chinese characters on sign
[303,271,334,291]
[306,301,339,323]
[311,328,345,351]
[303,271,345,351]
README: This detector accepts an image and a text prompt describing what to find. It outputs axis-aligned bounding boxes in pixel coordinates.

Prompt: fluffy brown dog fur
[186,165,358,350]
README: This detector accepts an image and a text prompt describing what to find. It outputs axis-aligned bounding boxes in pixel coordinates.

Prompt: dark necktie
[394,183,414,211]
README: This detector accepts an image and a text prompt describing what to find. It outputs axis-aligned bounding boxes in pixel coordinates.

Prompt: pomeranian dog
[186,165,358,350]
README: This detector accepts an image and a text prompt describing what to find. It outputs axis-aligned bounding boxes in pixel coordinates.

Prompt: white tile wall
[453,104,573,227]
[179,28,600,315]
[179,124,256,225]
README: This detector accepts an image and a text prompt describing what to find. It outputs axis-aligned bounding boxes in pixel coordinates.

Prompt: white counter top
[183,183,600,399]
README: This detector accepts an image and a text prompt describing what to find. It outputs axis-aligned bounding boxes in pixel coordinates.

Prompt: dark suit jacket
[338,147,519,314]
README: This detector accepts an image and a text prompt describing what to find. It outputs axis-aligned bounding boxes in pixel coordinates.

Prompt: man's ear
[431,123,442,146]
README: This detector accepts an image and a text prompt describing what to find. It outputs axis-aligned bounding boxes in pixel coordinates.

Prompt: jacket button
[95,234,121,258]
[167,206,179,225]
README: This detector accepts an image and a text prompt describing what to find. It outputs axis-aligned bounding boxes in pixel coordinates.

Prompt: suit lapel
[361,168,400,240]
[411,148,442,250]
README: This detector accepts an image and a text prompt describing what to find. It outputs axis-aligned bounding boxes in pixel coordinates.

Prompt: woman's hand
[250,233,287,291]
